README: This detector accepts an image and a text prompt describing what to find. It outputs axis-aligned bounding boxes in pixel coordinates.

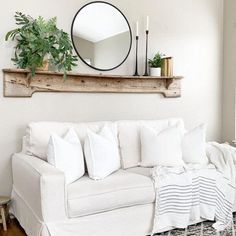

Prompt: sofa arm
[12,153,67,222]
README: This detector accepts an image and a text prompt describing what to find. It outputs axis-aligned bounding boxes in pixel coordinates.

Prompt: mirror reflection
[71,2,132,71]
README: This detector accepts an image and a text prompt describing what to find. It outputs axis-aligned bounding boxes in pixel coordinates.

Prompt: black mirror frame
[71,1,132,71]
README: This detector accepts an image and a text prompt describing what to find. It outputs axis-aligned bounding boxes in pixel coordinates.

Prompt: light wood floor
[0,219,26,236]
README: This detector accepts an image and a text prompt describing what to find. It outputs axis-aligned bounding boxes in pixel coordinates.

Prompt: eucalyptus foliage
[6,12,78,78]
[149,52,164,68]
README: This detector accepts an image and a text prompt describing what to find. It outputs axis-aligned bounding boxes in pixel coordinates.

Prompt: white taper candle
[136,21,139,36]
[146,16,149,31]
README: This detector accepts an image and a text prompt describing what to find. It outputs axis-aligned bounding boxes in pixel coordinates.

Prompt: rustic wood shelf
[3,69,183,98]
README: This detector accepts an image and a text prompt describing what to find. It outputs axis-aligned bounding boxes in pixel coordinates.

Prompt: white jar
[150,67,161,76]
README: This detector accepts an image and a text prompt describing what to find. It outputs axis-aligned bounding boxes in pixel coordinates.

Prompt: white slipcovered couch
[11,118,236,236]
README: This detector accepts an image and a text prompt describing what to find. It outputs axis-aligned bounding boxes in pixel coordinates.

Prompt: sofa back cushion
[26,121,117,160]
[117,118,185,169]
[25,118,184,168]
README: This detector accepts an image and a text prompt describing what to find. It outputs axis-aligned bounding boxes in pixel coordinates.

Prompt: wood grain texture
[0,197,11,232]
[3,69,183,98]
[0,219,26,236]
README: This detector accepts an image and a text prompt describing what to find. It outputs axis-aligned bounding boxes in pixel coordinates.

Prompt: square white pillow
[140,126,185,167]
[182,124,208,164]
[84,125,121,180]
[47,128,85,184]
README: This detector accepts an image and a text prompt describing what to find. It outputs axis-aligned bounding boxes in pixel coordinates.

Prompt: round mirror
[71,1,132,71]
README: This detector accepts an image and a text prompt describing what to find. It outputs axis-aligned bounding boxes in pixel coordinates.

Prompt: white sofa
[11,118,236,236]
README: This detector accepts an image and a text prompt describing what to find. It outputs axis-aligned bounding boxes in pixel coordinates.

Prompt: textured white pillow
[47,128,85,184]
[140,126,185,167]
[118,119,185,169]
[84,125,121,180]
[182,124,208,164]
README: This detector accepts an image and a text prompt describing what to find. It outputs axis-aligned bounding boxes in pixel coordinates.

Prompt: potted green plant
[5,12,78,78]
[148,52,164,76]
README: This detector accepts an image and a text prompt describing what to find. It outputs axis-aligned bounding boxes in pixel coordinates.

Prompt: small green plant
[149,52,164,68]
[5,12,78,78]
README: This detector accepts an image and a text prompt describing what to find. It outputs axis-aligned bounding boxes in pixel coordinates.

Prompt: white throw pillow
[84,125,121,180]
[140,126,185,167]
[47,128,85,184]
[182,124,208,164]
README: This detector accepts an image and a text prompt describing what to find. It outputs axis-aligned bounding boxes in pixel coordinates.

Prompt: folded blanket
[206,142,236,182]
[151,143,236,235]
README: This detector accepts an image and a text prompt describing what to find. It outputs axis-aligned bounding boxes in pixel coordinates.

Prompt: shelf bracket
[165,78,174,89]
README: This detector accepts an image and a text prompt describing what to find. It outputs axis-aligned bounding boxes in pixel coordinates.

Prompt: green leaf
[149,52,165,68]
[5,11,78,76]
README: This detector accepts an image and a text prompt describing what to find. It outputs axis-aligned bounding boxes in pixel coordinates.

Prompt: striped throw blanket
[151,143,236,235]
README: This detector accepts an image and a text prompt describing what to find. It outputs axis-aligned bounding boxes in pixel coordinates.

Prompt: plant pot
[150,67,161,76]
[37,60,49,71]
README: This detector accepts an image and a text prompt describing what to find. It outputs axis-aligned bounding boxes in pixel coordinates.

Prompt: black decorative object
[143,30,149,76]
[133,36,139,76]
[71,1,132,71]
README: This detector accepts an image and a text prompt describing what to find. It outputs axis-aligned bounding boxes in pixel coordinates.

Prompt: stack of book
[161,57,173,77]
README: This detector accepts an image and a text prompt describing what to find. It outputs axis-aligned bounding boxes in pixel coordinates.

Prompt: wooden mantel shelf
[3,69,183,98]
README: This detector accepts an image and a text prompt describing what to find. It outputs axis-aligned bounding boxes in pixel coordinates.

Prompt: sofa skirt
[11,187,154,236]
[13,186,236,236]
[11,188,50,236]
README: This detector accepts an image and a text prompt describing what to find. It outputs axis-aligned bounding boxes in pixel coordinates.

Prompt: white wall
[222,0,236,142]
[0,0,223,195]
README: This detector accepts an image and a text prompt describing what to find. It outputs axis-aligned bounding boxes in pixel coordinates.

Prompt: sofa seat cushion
[67,170,155,218]
[126,167,153,177]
